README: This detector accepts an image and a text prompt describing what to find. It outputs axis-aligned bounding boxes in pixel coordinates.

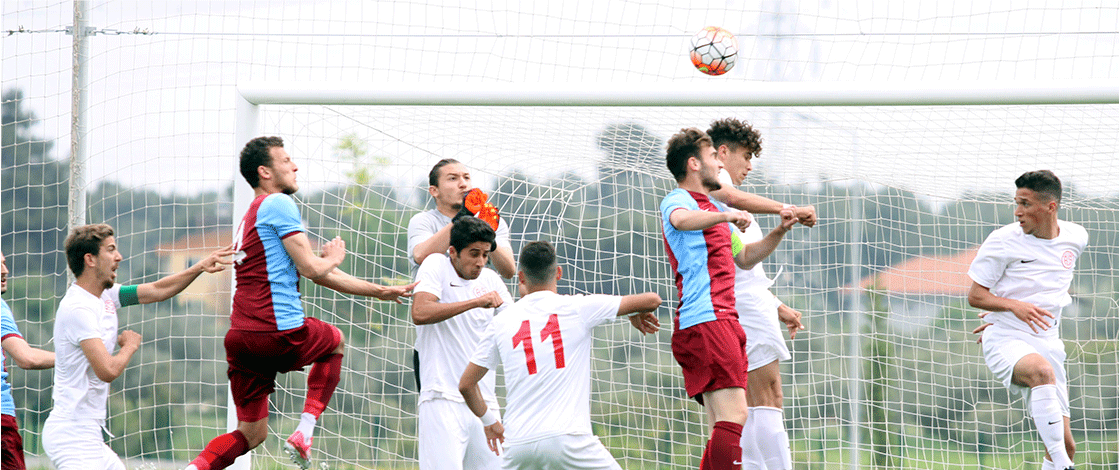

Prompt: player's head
[0,249,8,294]
[1013,170,1062,237]
[518,240,560,291]
[707,118,762,186]
[240,136,298,194]
[448,215,496,280]
[65,223,122,288]
[666,127,722,191]
[428,158,471,211]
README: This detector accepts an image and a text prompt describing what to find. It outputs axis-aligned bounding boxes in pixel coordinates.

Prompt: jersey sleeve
[258,193,305,240]
[1,300,23,341]
[469,321,501,371]
[660,189,698,232]
[414,255,444,299]
[578,294,625,328]
[62,304,104,345]
[104,284,140,309]
[967,230,1010,288]
[407,212,439,267]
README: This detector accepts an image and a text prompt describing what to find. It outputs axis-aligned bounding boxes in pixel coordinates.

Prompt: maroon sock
[304,353,343,417]
[706,421,744,470]
[191,430,250,470]
[699,439,712,470]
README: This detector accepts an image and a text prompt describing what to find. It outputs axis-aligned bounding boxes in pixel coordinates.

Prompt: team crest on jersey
[1061,250,1076,269]
[472,285,488,298]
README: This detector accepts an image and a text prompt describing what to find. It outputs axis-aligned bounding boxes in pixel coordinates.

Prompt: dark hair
[429,158,462,187]
[240,136,285,188]
[707,118,762,158]
[65,223,114,277]
[665,127,712,182]
[518,241,556,286]
[449,216,496,253]
[1015,170,1062,203]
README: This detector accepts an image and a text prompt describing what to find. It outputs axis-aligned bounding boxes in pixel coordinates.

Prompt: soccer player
[186,136,416,470]
[458,240,662,469]
[660,127,796,470]
[43,224,233,470]
[707,118,808,470]
[1,250,55,470]
[411,215,514,470]
[968,170,1085,470]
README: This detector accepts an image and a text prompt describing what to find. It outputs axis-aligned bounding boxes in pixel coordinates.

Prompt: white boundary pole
[237,80,1118,106]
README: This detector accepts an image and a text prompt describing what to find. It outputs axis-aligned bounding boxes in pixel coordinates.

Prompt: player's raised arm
[733,208,797,270]
[618,292,663,335]
[670,207,750,232]
[282,233,345,280]
[312,270,417,303]
[135,244,235,304]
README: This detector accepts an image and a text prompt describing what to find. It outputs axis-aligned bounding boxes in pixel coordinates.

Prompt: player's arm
[411,223,453,266]
[734,209,797,270]
[282,233,345,280]
[669,208,750,232]
[312,270,417,303]
[776,301,804,339]
[619,292,662,335]
[490,246,516,279]
[80,330,141,383]
[1,336,54,370]
[459,361,504,455]
[710,186,817,227]
[967,281,1053,334]
[135,245,235,304]
[410,291,504,325]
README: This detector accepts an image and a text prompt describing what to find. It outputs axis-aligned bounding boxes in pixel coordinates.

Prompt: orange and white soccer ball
[690,26,738,76]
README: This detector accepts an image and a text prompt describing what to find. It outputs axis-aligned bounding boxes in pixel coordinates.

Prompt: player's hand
[197,243,236,273]
[794,205,817,227]
[778,208,797,231]
[777,303,805,339]
[1008,300,1054,334]
[628,312,660,335]
[484,421,505,456]
[971,318,993,343]
[118,330,142,350]
[727,211,752,232]
[475,291,505,310]
[320,236,346,265]
[377,281,418,303]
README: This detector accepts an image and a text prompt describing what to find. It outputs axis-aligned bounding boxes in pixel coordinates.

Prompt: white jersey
[717,170,781,317]
[50,283,132,423]
[414,253,512,407]
[967,220,1088,337]
[470,291,621,445]
[407,209,513,276]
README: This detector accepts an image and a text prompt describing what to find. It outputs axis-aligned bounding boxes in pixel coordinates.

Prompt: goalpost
[224,81,1117,469]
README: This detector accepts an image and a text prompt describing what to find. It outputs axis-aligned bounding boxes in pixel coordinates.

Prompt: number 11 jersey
[470,290,621,445]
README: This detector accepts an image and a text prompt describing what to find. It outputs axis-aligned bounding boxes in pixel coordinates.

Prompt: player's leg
[1012,352,1074,469]
[42,418,125,470]
[674,319,748,470]
[287,318,346,465]
[748,360,791,470]
[740,403,763,470]
[418,398,470,470]
[187,418,267,470]
[702,387,748,470]
[1,415,26,470]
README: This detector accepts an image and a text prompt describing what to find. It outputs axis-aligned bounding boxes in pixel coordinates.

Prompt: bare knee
[1013,355,1055,388]
[333,331,346,355]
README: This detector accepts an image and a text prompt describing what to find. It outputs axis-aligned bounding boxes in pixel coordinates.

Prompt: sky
[2,0,1117,202]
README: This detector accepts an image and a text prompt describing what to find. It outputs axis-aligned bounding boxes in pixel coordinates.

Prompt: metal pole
[846,132,864,470]
[69,0,90,232]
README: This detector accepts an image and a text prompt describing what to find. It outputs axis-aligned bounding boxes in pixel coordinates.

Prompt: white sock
[1030,384,1072,468]
[754,406,792,470]
[295,412,317,443]
[740,408,764,469]
[1041,457,1055,470]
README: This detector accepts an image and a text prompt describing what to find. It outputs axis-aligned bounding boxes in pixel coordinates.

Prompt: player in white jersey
[707,118,811,469]
[411,216,515,470]
[459,240,661,469]
[968,170,1086,470]
[43,224,232,470]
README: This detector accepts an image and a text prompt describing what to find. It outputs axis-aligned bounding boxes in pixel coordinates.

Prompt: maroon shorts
[1,414,25,470]
[671,318,748,404]
[225,317,342,422]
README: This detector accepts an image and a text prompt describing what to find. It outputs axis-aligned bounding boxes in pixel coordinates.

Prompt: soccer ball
[690,26,738,76]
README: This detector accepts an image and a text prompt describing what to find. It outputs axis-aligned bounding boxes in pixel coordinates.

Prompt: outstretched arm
[1,336,54,370]
[313,270,417,303]
[410,291,504,325]
[136,245,235,304]
[619,292,663,335]
[735,209,797,270]
[669,208,751,232]
[711,186,817,227]
[459,362,504,455]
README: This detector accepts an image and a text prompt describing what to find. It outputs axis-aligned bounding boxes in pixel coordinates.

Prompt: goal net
[2,2,1116,470]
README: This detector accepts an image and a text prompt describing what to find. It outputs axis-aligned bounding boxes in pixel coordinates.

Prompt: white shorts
[738,293,791,372]
[981,326,1069,417]
[41,417,124,470]
[418,398,502,470]
[502,433,621,470]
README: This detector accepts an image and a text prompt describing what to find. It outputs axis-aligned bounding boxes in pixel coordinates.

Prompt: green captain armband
[729,224,744,257]
[119,285,140,307]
